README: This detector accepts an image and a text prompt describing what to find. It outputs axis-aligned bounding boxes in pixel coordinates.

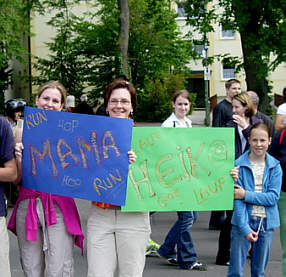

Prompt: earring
[130,111,133,118]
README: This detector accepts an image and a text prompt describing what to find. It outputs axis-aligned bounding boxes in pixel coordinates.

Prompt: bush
[135,73,196,122]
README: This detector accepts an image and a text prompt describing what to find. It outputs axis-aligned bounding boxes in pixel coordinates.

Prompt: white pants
[16,199,74,277]
[0,216,11,277]
[87,205,150,277]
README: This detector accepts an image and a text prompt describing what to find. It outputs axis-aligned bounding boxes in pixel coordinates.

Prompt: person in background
[228,123,281,276]
[5,98,26,135]
[8,80,84,277]
[216,92,261,266]
[0,117,17,277]
[74,94,94,115]
[66,92,75,112]
[209,79,241,231]
[87,80,150,277]
[275,87,286,131]
[4,99,26,206]
[247,91,275,136]
[95,104,107,116]
[269,127,286,276]
[156,90,207,271]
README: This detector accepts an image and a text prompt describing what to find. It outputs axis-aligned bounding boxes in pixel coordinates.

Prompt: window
[177,2,187,18]
[221,25,235,39]
[194,44,204,57]
[222,64,235,79]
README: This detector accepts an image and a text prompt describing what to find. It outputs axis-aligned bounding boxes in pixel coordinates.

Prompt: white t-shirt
[161,113,192,128]
[277,103,286,124]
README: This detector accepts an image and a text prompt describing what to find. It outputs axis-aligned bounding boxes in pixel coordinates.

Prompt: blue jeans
[157,211,198,269]
[228,217,274,277]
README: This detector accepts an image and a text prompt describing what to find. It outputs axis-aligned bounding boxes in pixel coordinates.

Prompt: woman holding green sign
[86,79,151,277]
[8,80,84,277]
[157,90,207,271]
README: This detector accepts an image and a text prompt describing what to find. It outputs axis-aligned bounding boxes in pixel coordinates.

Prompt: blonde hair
[37,80,67,106]
[233,92,255,118]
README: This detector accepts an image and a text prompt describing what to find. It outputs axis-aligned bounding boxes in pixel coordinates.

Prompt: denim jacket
[231,150,282,236]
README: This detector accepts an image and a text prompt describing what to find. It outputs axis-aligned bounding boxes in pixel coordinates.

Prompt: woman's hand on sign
[128,150,137,164]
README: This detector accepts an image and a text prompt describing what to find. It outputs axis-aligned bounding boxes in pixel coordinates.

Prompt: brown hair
[172,90,191,103]
[225,79,240,89]
[37,80,67,106]
[249,122,271,138]
[233,92,255,118]
[104,80,137,110]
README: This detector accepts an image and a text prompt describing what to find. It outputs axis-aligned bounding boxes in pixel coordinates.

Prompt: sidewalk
[136,110,207,127]
[144,211,282,277]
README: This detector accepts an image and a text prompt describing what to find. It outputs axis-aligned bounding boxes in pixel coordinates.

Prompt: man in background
[0,117,17,276]
[74,94,94,115]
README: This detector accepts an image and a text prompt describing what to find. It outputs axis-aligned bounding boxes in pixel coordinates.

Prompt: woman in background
[157,90,207,271]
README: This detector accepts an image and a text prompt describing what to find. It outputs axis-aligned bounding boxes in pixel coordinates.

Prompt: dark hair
[114,75,130,82]
[233,92,255,118]
[225,79,240,89]
[249,122,271,138]
[283,87,286,101]
[104,80,137,110]
[37,80,67,106]
[5,98,26,120]
[172,90,191,103]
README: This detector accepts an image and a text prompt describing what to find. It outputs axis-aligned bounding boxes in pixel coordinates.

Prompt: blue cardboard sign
[22,107,133,205]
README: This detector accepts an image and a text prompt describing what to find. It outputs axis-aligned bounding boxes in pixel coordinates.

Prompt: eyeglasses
[108,99,131,106]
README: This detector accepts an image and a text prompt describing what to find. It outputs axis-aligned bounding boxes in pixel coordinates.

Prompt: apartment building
[14,1,286,110]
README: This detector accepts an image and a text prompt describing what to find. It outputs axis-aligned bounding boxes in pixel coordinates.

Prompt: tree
[0,0,37,113]
[34,0,196,119]
[184,0,286,112]
[118,0,129,77]
[33,0,91,102]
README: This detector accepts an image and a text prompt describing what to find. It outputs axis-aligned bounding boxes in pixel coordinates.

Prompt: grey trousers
[16,198,74,277]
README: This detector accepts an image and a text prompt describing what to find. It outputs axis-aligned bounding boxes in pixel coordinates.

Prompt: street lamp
[202,44,210,126]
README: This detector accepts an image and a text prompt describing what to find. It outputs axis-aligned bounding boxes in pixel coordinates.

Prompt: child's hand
[245,231,258,242]
[234,184,245,199]
[128,151,137,164]
[230,166,239,182]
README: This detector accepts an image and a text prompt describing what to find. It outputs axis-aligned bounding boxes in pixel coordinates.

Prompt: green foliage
[135,73,196,122]
[32,1,92,103]
[184,0,286,112]
[0,0,35,111]
[33,0,196,115]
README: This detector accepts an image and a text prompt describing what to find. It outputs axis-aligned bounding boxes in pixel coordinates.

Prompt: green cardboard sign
[122,127,235,211]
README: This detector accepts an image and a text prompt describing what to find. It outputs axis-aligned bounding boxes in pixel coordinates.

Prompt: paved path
[9,200,282,276]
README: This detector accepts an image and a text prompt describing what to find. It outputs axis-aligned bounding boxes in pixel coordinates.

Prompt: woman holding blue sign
[8,81,84,277]
[86,80,151,277]
[157,90,207,271]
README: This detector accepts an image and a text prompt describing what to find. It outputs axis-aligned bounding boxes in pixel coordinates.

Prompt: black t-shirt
[212,99,233,127]
[269,130,286,192]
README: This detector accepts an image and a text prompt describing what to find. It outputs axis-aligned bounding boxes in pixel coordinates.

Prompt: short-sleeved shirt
[0,117,15,216]
[277,103,286,125]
